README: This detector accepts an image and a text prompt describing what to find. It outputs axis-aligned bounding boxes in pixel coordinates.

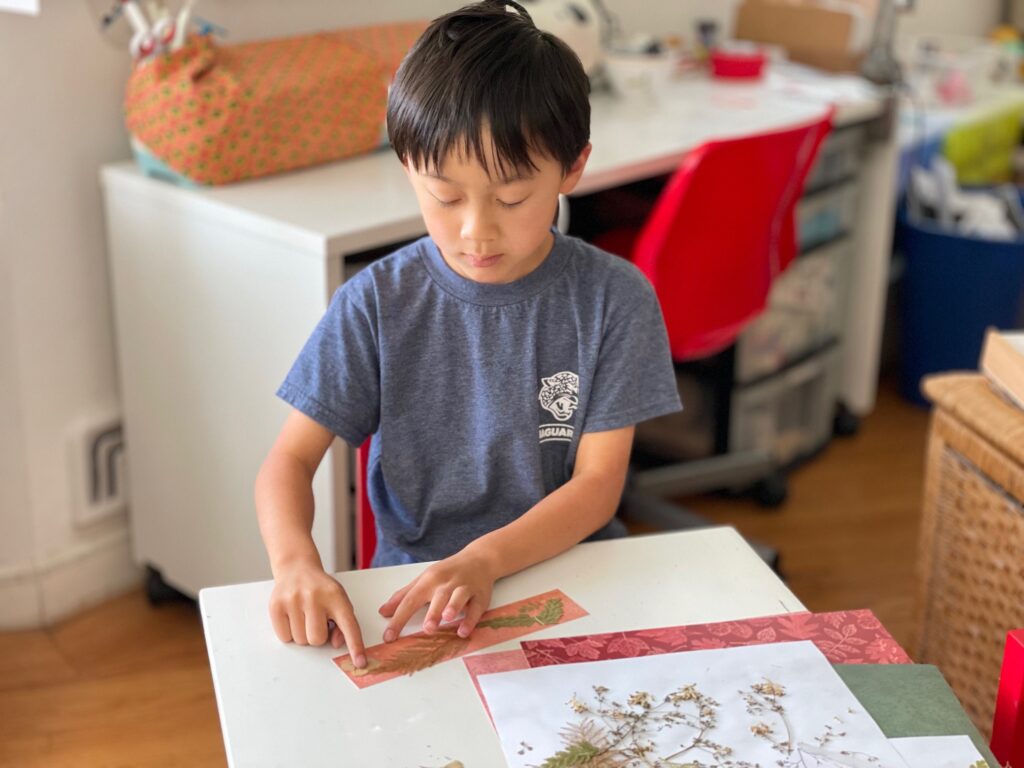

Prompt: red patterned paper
[520,609,911,668]
[334,589,586,688]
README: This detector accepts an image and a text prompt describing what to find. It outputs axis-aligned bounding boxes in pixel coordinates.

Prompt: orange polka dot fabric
[124,23,427,186]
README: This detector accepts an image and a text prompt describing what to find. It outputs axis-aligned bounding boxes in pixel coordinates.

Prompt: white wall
[0,0,1006,629]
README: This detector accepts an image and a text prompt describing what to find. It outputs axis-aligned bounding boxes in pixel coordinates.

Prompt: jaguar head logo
[538,371,580,422]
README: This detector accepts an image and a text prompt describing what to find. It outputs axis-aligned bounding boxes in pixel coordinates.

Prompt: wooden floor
[0,381,932,768]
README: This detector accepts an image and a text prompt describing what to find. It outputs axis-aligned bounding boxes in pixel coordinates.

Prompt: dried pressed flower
[627,691,653,709]
[751,679,786,697]
[751,721,774,737]
[568,695,589,714]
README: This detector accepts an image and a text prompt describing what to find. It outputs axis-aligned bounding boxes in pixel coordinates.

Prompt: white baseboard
[0,527,143,630]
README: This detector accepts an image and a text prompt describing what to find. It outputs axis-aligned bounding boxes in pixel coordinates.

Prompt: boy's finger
[269,603,293,643]
[305,607,328,646]
[329,622,344,649]
[458,599,487,639]
[384,587,427,642]
[441,586,471,624]
[330,603,367,668]
[379,583,412,617]
[289,608,308,646]
[422,587,453,634]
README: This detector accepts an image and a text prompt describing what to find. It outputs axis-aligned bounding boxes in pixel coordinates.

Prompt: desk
[102,68,895,595]
[199,527,805,766]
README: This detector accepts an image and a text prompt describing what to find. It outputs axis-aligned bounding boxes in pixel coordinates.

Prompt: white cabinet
[102,158,426,596]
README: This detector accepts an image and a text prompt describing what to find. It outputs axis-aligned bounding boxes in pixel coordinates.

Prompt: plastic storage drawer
[804,125,867,192]
[730,346,840,465]
[736,239,849,383]
[797,181,859,252]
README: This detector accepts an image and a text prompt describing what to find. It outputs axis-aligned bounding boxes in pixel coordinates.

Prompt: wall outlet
[68,409,129,527]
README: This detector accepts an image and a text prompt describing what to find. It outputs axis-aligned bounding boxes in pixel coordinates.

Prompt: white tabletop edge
[199,527,808,766]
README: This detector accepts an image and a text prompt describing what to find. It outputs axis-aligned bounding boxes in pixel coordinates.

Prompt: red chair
[355,439,376,569]
[992,629,1024,768]
[597,111,833,503]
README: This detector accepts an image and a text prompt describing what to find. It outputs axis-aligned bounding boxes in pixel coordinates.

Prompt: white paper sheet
[0,0,39,15]
[890,735,989,768]
[478,640,911,768]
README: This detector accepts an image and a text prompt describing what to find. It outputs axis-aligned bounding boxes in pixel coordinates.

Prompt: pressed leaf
[537,598,565,625]
[478,598,566,629]
[560,719,612,750]
[478,613,540,629]
[537,741,602,767]
[363,629,469,676]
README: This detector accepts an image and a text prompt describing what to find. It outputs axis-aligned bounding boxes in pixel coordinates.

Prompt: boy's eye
[497,199,526,209]
[436,198,460,208]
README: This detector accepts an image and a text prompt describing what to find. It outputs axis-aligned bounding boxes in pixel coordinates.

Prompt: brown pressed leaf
[363,629,469,676]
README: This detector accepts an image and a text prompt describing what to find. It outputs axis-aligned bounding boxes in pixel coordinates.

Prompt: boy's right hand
[268,562,367,667]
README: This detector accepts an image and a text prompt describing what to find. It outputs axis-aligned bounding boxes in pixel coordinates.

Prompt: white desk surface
[102,67,884,258]
[200,527,805,767]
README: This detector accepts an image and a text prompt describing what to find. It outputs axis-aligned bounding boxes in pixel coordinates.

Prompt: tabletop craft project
[334,589,586,688]
[522,608,911,667]
[477,641,913,768]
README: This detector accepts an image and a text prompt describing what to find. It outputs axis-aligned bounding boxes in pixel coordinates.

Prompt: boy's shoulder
[559,234,657,308]
[335,236,433,300]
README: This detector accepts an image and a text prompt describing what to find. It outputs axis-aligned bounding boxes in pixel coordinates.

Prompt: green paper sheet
[836,664,999,768]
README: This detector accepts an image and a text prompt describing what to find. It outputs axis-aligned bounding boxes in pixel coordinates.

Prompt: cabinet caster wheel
[752,473,788,508]
[145,565,187,606]
[834,403,861,437]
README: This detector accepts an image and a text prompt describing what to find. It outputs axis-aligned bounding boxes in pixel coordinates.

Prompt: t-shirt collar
[420,228,569,306]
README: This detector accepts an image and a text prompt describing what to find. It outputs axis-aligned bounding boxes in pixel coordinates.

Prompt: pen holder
[124,23,426,186]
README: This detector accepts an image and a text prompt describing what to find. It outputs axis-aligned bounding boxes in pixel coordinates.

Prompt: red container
[710,47,767,79]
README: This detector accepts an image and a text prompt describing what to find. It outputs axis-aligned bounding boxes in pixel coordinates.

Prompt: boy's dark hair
[387,0,591,179]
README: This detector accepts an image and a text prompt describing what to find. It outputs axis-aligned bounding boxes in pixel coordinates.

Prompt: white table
[103,67,894,598]
[200,527,805,767]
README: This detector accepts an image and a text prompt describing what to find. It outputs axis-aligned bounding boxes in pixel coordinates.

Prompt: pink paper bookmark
[334,588,587,688]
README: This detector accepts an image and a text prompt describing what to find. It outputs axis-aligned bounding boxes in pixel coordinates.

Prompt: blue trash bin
[897,191,1024,407]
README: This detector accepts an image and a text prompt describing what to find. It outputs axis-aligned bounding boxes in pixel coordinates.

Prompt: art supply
[171,0,196,50]
[890,735,988,768]
[477,641,913,767]
[104,0,199,62]
[333,589,587,689]
[521,608,911,668]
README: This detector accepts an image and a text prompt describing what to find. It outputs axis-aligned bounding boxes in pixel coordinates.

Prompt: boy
[255,0,681,669]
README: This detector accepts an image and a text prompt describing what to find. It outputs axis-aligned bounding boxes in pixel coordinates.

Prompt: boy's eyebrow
[420,170,535,186]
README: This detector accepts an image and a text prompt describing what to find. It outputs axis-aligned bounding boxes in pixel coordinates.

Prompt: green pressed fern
[536,598,564,625]
[536,742,602,767]
[477,613,540,629]
[478,598,566,629]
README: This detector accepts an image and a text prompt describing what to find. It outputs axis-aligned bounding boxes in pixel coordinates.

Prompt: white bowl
[602,50,679,100]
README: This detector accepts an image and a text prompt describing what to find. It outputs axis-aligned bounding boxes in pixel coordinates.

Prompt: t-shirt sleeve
[582,280,682,434]
[275,282,380,447]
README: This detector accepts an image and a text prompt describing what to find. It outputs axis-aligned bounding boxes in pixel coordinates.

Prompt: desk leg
[841,124,898,416]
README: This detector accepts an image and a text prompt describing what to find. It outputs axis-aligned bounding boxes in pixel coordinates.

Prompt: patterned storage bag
[124,22,426,185]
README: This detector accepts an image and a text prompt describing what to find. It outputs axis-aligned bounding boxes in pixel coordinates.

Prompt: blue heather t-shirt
[277,231,682,566]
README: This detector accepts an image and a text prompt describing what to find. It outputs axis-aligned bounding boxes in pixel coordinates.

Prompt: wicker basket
[917,373,1024,738]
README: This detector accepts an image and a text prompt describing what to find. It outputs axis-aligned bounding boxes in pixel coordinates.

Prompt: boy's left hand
[378,547,497,642]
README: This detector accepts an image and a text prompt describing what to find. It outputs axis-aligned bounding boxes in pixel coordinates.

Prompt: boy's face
[403,134,591,285]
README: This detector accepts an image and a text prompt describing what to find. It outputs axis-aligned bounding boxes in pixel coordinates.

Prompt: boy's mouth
[463,253,503,268]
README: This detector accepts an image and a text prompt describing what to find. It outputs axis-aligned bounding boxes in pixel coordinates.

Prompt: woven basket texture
[917,373,1024,737]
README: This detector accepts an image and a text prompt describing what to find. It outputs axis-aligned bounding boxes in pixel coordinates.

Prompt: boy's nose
[459,206,498,245]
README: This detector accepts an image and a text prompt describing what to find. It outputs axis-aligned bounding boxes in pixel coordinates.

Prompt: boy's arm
[256,410,367,665]
[379,425,634,640]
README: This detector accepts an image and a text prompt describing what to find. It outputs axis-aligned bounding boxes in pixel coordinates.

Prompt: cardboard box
[734,0,877,73]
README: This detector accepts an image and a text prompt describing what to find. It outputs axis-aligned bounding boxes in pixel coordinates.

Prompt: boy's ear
[559,143,592,195]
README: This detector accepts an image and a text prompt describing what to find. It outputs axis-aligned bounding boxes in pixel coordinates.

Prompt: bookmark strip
[334,588,587,688]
